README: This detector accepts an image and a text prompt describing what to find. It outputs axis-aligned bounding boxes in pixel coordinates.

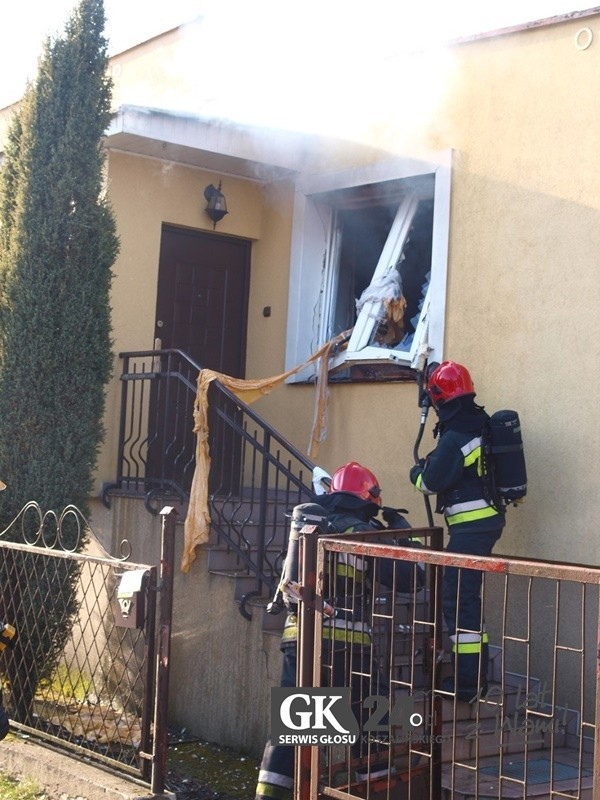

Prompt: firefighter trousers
[442,528,502,698]
[256,641,376,800]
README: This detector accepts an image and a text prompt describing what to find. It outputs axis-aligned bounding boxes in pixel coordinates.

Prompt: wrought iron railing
[103,350,315,608]
[208,380,314,612]
[103,349,200,512]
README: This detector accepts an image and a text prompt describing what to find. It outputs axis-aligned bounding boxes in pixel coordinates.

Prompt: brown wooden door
[148,226,251,495]
[155,226,250,374]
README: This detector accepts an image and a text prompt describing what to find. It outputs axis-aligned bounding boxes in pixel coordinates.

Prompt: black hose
[414,366,436,528]
[414,407,435,528]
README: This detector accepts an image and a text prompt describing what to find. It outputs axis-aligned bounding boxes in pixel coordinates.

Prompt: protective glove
[382,506,410,528]
[409,463,424,486]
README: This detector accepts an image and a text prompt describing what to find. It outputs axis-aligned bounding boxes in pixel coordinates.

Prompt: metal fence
[0,502,165,786]
[294,525,599,800]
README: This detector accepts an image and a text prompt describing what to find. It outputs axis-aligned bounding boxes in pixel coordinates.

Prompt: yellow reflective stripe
[464,446,482,469]
[336,563,364,581]
[322,628,371,645]
[281,626,297,641]
[281,614,298,641]
[415,473,434,495]
[461,436,483,475]
[455,642,484,653]
[463,448,481,467]
[445,499,490,514]
[256,781,293,798]
[461,437,481,461]
[452,633,489,653]
[446,505,500,526]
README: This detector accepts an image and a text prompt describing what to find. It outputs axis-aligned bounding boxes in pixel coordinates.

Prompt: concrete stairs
[437,663,593,798]
[205,494,290,628]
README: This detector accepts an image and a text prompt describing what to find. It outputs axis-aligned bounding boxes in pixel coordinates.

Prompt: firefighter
[409,361,504,702]
[255,462,417,800]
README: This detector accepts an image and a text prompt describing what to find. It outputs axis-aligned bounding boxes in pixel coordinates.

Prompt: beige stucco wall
[431,18,600,566]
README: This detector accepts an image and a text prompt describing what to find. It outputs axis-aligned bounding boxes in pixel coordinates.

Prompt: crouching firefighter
[409,361,505,702]
[256,462,419,800]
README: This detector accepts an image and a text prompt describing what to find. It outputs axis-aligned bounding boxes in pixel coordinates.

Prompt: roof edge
[451,6,600,45]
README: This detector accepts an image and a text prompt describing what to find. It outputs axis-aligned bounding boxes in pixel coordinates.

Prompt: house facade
[94,9,600,566]
[1,8,599,754]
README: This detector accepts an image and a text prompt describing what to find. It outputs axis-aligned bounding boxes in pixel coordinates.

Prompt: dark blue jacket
[410,397,505,534]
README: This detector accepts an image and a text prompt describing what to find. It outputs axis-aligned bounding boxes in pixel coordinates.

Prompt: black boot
[443,644,489,702]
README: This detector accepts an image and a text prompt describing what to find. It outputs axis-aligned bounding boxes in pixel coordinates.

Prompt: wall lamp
[203,181,228,228]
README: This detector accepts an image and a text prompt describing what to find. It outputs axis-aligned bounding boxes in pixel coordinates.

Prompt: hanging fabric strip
[181,332,349,572]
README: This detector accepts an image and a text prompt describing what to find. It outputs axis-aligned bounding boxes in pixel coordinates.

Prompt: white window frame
[284,152,451,382]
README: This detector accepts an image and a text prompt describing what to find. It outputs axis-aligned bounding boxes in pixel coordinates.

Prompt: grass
[35,663,92,704]
[0,771,43,799]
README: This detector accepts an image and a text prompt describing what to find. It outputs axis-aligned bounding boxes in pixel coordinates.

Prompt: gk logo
[278,691,356,732]
[271,689,424,746]
[271,688,359,744]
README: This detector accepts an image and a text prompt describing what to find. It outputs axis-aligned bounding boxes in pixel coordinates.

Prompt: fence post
[151,505,178,795]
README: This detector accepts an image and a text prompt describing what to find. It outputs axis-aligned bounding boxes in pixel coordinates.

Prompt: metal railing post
[151,506,179,795]
[140,565,159,784]
[116,354,130,486]
[594,599,600,796]
[256,430,271,595]
[295,523,322,800]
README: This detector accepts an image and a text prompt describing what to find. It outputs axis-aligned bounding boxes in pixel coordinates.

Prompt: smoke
[2,0,579,137]
[139,0,578,149]
[168,3,454,146]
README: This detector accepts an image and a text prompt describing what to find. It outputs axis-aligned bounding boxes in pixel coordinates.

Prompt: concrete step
[441,745,594,798]
[207,569,260,601]
[441,712,556,762]
[206,544,284,572]
[207,517,289,548]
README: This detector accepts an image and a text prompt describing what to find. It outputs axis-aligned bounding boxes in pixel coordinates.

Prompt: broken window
[285,156,451,381]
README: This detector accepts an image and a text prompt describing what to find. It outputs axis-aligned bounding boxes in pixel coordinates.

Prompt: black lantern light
[204,181,228,228]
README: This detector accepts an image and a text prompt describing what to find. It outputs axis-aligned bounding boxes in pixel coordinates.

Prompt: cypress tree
[0,0,118,721]
[0,0,118,526]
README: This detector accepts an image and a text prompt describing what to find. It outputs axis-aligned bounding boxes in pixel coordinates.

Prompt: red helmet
[426,361,475,407]
[330,462,381,505]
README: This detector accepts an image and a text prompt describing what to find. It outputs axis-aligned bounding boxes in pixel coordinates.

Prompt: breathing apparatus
[485,410,528,509]
[266,503,330,616]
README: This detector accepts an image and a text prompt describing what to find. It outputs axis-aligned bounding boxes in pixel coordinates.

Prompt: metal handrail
[103,350,315,608]
[296,531,600,800]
